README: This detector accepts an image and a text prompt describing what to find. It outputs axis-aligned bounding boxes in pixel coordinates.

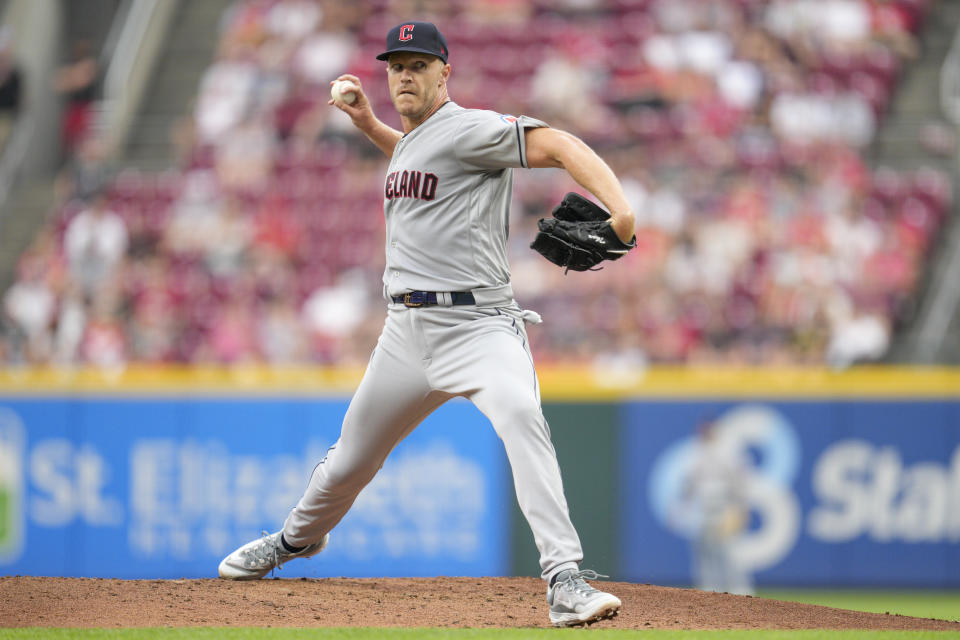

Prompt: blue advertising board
[0,397,511,579]
[620,401,960,587]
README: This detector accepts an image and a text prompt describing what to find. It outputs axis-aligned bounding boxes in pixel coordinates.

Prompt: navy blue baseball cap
[376,21,449,63]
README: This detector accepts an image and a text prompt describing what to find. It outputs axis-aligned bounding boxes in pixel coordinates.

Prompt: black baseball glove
[530,192,636,272]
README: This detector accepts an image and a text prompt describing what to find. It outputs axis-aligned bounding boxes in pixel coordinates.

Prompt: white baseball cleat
[218,531,329,580]
[547,569,621,627]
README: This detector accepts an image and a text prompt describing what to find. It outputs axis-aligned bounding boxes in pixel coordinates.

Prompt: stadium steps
[880,0,960,363]
[0,180,57,293]
[121,0,233,171]
[870,2,958,171]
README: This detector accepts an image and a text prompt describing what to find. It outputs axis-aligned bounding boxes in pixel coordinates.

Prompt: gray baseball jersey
[382,102,547,298]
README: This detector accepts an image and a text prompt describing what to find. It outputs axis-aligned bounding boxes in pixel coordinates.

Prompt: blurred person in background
[462,0,534,26]
[79,292,127,370]
[53,282,89,366]
[677,418,753,595]
[213,115,276,191]
[2,254,56,364]
[0,28,22,153]
[55,39,100,159]
[257,295,309,363]
[205,294,259,365]
[64,192,129,297]
[54,135,115,205]
[1,230,66,365]
[194,39,259,146]
[531,41,608,137]
[124,254,177,363]
[826,306,890,368]
[291,3,359,88]
[301,267,373,363]
[264,0,323,44]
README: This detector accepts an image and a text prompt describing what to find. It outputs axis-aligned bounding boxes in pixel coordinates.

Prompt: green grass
[1,632,960,640]
[757,590,960,623]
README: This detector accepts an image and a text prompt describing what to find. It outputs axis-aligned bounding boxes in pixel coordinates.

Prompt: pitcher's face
[387,52,449,120]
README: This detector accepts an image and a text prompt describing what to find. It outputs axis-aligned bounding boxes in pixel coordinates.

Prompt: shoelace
[244,531,283,575]
[557,570,609,596]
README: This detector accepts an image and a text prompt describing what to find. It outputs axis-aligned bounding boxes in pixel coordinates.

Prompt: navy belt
[392,291,476,307]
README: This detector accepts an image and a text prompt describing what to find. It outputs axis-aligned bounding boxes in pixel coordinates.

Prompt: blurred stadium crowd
[1,0,954,369]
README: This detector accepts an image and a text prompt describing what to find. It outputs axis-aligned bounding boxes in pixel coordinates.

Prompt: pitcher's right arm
[329,74,403,157]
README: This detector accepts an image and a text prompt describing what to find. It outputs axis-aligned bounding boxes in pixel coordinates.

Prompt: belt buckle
[403,292,426,307]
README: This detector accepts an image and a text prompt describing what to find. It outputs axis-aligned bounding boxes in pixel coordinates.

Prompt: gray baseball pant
[281,303,583,581]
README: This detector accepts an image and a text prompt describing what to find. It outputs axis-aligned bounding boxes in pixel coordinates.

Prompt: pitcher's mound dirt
[1,576,958,630]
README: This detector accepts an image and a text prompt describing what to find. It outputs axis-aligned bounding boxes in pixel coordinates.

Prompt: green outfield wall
[510,403,620,578]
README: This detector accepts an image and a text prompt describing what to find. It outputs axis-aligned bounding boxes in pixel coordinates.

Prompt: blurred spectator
[872,0,920,59]
[770,92,875,147]
[531,47,608,135]
[462,0,534,25]
[716,59,763,110]
[53,283,88,366]
[273,75,333,150]
[3,255,55,363]
[125,254,176,363]
[265,0,323,42]
[203,196,255,276]
[214,115,276,191]
[826,307,890,368]
[64,192,129,296]
[55,39,100,157]
[194,40,259,145]
[258,296,308,363]
[167,187,254,277]
[54,135,114,204]
[385,0,456,22]
[205,296,259,364]
[80,294,127,370]
[302,268,373,361]
[164,169,221,253]
[292,23,356,87]
[0,28,22,153]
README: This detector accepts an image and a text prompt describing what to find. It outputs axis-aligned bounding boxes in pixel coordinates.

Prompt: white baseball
[331,80,358,105]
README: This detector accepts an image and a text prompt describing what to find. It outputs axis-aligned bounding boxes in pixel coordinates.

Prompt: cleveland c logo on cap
[376,22,448,62]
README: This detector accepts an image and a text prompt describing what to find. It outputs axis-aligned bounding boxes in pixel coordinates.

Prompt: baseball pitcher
[218,21,636,627]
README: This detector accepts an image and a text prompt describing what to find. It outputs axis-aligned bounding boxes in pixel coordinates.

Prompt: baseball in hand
[331,80,358,105]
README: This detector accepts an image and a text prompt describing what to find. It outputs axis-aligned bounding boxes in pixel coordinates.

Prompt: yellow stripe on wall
[0,365,958,399]
[537,366,960,400]
[0,365,366,396]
